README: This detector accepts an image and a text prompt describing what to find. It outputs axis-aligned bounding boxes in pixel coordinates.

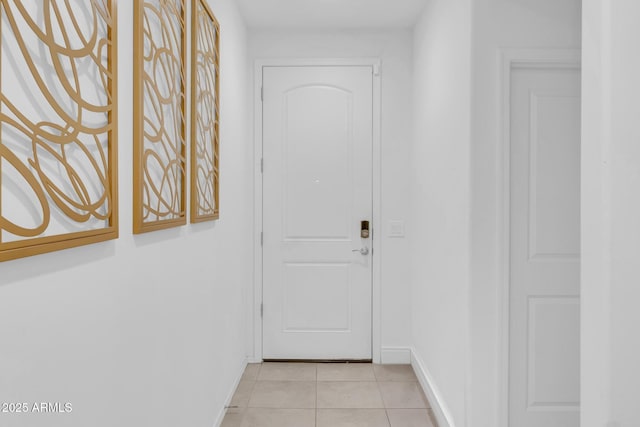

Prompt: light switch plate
[388,220,405,237]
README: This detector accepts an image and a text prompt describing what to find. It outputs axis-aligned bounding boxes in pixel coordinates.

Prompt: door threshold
[262,359,373,363]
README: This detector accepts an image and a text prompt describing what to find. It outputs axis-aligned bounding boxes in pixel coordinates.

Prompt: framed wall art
[133,0,187,234]
[190,0,220,223]
[0,0,118,262]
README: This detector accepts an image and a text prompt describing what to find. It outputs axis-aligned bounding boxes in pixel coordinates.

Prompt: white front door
[509,65,581,426]
[262,66,373,360]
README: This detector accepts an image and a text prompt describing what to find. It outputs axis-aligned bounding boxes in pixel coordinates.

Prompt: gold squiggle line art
[0,0,118,262]
[133,0,186,233]
[190,0,219,223]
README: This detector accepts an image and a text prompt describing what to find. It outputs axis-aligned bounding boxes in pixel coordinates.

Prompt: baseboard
[213,358,248,427]
[381,347,412,364]
[410,349,455,427]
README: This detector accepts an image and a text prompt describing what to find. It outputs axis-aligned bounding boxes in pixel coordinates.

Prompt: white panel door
[262,66,373,360]
[509,65,581,427]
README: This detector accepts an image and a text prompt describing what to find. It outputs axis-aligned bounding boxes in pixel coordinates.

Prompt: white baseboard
[410,349,455,427]
[381,347,412,364]
[214,358,248,427]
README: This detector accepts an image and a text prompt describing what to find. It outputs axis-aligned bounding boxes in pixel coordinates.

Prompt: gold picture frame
[190,0,220,223]
[133,0,187,234]
[0,0,118,262]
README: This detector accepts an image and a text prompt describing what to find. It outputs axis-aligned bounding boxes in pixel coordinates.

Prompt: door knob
[352,247,369,255]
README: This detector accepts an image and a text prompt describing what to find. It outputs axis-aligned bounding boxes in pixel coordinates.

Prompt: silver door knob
[352,247,369,255]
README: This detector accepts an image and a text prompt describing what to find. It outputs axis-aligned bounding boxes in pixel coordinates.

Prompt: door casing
[498,48,582,427]
[251,58,382,363]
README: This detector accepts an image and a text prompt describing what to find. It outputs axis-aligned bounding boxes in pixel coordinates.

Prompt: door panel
[262,66,373,360]
[283,85,353,240]
[528,93,581,260]
[282,263,351,332]
[509,65,581,427]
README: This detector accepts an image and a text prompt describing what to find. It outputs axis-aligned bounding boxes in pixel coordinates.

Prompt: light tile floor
[221,362,438,427]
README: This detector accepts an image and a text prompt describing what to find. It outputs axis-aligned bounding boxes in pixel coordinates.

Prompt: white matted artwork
[133,0,187,234]
[190,0,220,223]
[0,0,118,262]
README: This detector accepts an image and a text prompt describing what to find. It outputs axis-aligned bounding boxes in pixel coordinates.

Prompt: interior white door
[262,66,373,360]
[509,65,581,426]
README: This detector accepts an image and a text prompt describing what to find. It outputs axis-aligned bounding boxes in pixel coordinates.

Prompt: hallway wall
[470,0,581,425]
[410,0,581,425]
[410,1,473,426]
[248,29,414,360]
[582,1,640,425]
[0,1,252,427]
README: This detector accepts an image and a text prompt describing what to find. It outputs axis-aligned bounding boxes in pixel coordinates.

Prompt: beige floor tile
[317,381,385,408]
[257,362,317,381]
[373,364,418,381]
[224,363,439,425]
[230,381,256,408]
[241,364,262,381]
[317,409,390,427]
[220,411,244,427]
[387,409,436,427]
[317,363,376,381]
[240,408,315,427]
[378,382,429,409]
[248,381,316,408]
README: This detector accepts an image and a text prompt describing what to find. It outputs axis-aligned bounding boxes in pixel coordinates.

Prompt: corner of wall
[213,358,249,427]
[411,349,456,427]
[381,347,412,364]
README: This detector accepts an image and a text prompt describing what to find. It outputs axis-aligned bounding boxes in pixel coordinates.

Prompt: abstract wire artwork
[133,0,186,233]
[190,0,219,222]
[0,0,118,262]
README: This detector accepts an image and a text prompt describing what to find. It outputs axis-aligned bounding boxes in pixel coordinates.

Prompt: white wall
[469,0,581,425]
[248,29,414,360]
[0,1,252,426]
[410,1,473,425]
[582,1,640,426]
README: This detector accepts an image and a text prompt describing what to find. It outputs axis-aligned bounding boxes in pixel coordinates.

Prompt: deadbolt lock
[361,221,370,239]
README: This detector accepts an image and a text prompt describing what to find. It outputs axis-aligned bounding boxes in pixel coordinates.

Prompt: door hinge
[261,86,264,102]
[260,303,263,318]
[260,231,263,246]
[261,158,264,173]
[373,64,381,76]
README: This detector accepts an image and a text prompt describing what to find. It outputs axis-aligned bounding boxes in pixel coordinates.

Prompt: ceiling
[236,0,428,30]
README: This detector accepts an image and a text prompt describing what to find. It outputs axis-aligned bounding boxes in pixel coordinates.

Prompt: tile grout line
[376,377,388,410]
[384,406,393,427]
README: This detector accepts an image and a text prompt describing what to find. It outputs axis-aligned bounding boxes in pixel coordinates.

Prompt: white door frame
[498,48,581,427]
[251,58,382,363]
